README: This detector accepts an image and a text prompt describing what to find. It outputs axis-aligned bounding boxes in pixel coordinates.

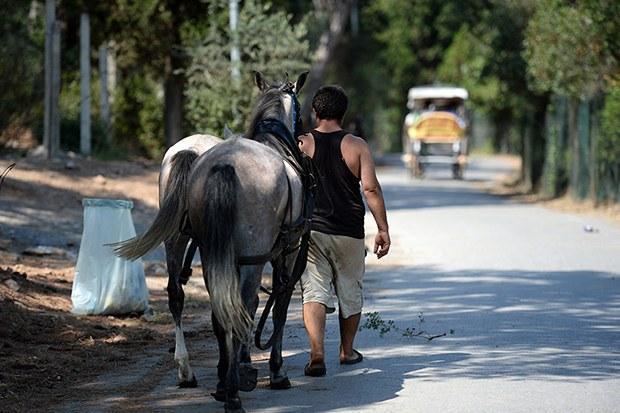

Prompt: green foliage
[437,24,500,111]
[598,84,620,200]
[0,1,44,135]
[359,311,448,341]
[524,0,613,97]
[359,311,397,337]
[184,0,310,135]
[113,74,165,159]
[353,0,489,150]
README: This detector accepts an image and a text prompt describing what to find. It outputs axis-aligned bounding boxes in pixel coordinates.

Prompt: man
[298,85,390,377]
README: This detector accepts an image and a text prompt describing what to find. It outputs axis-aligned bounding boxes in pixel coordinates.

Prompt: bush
[598,84,620,201]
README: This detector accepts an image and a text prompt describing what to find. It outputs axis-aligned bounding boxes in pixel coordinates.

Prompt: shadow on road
[363,265,620,380]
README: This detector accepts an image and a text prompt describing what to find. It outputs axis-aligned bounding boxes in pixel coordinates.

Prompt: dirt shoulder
[0,154,210,412]
[477,155,620,227]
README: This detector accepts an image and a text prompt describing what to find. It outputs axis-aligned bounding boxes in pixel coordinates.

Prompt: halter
[280,81,303,137]
[253,83,305,170]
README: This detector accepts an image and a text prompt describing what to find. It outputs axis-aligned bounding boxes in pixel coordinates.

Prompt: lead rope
[254,229,311,350]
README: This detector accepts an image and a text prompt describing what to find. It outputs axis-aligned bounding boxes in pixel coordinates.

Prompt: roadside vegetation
[1,0,618,204]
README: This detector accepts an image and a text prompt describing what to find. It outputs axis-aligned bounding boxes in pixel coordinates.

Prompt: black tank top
[310,129,365,239]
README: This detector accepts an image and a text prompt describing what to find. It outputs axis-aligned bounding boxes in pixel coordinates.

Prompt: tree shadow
[362,265,620,380]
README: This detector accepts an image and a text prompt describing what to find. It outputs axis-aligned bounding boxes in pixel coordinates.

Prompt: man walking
[298,85,390,377]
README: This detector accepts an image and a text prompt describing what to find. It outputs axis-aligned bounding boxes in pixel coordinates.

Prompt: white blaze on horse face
[282,93,295,135]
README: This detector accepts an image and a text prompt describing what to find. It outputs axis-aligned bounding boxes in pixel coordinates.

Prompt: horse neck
[248,94,294,147]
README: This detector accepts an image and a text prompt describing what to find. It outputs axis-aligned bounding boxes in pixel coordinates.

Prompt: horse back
[188,138,302,258]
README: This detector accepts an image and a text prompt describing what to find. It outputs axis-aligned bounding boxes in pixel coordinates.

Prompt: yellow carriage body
[402,86,469,179]
[408,112,465,142]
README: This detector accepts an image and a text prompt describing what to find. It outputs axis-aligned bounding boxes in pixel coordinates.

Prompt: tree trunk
[80,13,91,155]
[492,109,512,153]
[164,55,184,148]
[568,98,580,199]
[301,0,354,128]
[164,1,184,148]
[522,94,550,192]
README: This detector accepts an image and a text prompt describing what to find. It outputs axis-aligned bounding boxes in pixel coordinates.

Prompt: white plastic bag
[71,198,149,315]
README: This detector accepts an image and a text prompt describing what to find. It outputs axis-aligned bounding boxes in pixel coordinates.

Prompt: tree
[524,0,619,200]
[299,0,354,126]
[184,0,310,135]
[0,1,44,143]
[524,0,612,98]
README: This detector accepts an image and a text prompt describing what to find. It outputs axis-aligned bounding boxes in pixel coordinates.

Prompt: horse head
[252,71,308,138]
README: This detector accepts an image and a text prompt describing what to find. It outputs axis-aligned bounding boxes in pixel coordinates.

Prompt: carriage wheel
[414,161,425,178]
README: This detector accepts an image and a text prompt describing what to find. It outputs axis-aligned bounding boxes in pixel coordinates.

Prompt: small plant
[359,311,450,341]
[359,311,397,337]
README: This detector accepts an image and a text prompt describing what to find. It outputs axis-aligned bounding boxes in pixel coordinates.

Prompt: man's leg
[303,301,327,364]
[339,312,361,362]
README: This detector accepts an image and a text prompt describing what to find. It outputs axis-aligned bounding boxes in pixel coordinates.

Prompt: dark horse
[115,71,310,412]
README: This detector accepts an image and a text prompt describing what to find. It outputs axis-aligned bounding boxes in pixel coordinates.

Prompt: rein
[247,115,317,350]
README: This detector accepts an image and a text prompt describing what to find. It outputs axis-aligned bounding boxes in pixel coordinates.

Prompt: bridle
[281,81,303,138]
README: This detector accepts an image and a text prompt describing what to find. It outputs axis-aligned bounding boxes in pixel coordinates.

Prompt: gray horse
[116,71,309,413]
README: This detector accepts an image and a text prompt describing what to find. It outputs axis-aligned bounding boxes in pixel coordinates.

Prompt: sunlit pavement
[244,156,620,413]
[60,156,619,413]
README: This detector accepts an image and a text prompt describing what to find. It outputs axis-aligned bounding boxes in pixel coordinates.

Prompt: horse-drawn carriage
[402,86,469,179]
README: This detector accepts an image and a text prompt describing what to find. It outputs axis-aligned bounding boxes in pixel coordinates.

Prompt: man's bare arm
[358,141,390,258]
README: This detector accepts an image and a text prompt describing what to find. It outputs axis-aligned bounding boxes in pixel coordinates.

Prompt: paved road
[62,156,620,412]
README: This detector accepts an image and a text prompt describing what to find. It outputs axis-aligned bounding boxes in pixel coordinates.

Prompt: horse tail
[115,150,198,260]
[203,164,252,342]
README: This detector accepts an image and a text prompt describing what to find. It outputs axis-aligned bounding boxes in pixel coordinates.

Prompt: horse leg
[165,236,197,387]
[238,265,262,392]
[207,263,260,412]
[211,313,245,412]
[269,259,294,390]
[211,311,228,402]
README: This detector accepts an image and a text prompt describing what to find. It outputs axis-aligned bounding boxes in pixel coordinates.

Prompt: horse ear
[254,71,269,91]
[223,124,234,139]
[294,71,309,94]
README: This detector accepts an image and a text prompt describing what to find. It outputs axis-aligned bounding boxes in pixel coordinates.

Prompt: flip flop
[304,361,326,377]
[340,349,363,365]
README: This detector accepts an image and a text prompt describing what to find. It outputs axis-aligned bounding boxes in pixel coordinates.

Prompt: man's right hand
[374,230,390,259]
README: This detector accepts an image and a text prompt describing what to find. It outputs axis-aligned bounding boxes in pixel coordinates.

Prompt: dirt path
[0,155,208,412]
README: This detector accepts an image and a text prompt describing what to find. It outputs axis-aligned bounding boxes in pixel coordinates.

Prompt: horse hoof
[239,365,258,392]
[224,397,244,413]
[211,389,226,402]
[269,376,291,390]
[178,375,197,388]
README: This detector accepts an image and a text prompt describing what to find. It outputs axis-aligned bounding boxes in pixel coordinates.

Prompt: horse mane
[246,87,286,139]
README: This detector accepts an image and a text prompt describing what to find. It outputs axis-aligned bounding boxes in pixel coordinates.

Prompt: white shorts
[300,231,365,319]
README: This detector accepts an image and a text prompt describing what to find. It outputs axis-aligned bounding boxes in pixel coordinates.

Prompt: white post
[80,13,91,155]
[229,0,240,85]
[99,45,110,142]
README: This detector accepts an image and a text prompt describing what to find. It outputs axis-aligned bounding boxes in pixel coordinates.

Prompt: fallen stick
[0,162,16,193]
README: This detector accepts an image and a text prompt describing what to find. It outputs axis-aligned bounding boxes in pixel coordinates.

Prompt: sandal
[304,361,326,377]
[340,349,363,365]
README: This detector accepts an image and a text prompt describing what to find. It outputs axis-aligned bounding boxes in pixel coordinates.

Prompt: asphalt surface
[61,156,620,413]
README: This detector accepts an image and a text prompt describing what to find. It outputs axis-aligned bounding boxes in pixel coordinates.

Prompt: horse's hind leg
[238,265,262,392]
[211,313,245,412]
[269,261,294,390]
[165,236,197,387]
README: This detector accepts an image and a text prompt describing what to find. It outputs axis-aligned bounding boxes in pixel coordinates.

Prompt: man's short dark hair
[312,85,348,122]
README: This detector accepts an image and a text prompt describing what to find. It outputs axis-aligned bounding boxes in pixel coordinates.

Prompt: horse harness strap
[177,117,316,349]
